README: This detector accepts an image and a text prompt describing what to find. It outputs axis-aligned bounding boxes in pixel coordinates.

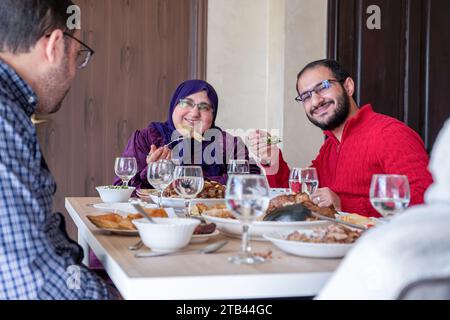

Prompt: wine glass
[171,158,182,166]
[226,174,270,265]
[147,160,176,207]
[227,159,250,174]
[172,166,204,217]
[300,167,319,195]
[289,167,301,193]
[370,174,410,218]
[114,157,137,186]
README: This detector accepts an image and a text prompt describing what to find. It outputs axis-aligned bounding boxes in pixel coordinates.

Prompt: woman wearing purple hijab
[113,79,260,189]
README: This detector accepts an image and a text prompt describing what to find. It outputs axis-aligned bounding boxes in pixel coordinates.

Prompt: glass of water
[227,159,250,175]
[300,167,318,195]
[114,157,137,186]
[226,174,270,264]
[173,166,204,217]
[370,174,410,218]
[289,167,301,193]
[147,160,176,207]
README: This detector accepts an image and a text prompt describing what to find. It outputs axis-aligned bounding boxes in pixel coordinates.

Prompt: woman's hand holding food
[146,145,172,164]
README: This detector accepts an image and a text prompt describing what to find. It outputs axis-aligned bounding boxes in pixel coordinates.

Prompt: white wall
[207,0,327,168]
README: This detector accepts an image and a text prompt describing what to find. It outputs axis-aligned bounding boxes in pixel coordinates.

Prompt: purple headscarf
[150,79,220,145]
[149,79,224,177]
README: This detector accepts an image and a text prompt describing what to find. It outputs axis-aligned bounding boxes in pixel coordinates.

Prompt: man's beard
[36,55,71,114]
[306,91,350,131]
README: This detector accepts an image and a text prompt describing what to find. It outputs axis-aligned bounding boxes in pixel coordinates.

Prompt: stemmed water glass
[114,157,137,187]
[147,160,176,207]
[227,159,250,175]
[300,167,319,196]
[172,166,204,217]
[225,174,270,264]
[289,167,301,193]
[370,174,410,218]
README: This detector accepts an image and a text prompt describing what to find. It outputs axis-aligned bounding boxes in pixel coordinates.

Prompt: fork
[163,137,185,148]
[128,240,143,251]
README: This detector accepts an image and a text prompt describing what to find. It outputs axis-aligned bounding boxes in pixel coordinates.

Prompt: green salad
[267,136,282,145]
[99,185,132,189]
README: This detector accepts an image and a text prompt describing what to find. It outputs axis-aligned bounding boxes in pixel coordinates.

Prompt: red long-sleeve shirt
[266,105,433,217]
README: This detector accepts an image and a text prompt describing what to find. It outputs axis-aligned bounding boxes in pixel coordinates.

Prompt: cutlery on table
[134,240,229,258]
[128,240,144,251]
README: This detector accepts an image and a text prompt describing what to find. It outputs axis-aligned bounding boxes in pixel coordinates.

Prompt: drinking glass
[370,174,410,218]
[114,157,137,186]
[289,167,301,193]
[227,159,250,174]
[226,174,270,264]
[147,160,176,207]
[300,167,319,195]
[171,158,182,166]
[172,166,204,217]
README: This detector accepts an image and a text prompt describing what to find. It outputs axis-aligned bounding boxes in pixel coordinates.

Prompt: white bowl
[96,186,135,203]
[133,218,201,252]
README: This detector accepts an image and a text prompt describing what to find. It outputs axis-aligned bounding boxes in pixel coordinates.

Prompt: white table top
[65,197,341,300]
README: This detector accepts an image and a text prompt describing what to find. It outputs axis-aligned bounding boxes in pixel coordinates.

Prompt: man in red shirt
[249,59,432,217]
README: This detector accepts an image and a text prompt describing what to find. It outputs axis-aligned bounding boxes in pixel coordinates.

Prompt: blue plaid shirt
[0,60,110,299]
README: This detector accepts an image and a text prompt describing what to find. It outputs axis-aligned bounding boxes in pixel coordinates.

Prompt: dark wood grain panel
[358,0,406,120]
[327,0,450,153]
[36,0,206,239]
[426,0,450,150]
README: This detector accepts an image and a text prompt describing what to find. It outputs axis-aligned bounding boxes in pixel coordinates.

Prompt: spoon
[134,240,229,258]
[132,204,156,224]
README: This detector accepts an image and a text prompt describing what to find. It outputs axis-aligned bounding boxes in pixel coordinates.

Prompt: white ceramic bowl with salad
[96,185,135,203]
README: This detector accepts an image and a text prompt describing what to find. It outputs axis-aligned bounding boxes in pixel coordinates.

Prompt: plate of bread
[87,207,177,235]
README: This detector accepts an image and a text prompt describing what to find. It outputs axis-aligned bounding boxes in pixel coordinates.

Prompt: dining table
[65,197,342,300]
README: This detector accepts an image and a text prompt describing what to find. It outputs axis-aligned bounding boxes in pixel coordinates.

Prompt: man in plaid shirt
[0,0,111,299]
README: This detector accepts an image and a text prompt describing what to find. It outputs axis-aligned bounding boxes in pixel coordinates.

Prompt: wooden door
[36,0,207,239]
[327,0,450,151]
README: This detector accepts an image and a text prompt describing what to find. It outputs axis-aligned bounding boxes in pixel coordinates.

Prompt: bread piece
[142,208,168,218]
[87,213,123,229]
[339,213,376,226]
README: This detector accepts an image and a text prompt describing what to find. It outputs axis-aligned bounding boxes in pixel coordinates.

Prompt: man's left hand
[311,187,341,210]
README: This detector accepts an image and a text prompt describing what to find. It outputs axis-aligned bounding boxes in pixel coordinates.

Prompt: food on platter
[190,203,227,216]
[287,224,361,244]
[338,213,378,227]
[203,209,236,219]
[266,136,282,145]
[179,124,204,143]
[87,208,168,231]
[87,213,142,230]
[266,192,337,219]
[163,180,225,199]
[193,222,217,235]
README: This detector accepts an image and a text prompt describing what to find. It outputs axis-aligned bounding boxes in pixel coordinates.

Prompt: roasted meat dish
[266,192,337,218]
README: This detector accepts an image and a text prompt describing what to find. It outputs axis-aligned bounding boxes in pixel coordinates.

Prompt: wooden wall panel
[37,0,207,239]
[327,0,450,152]
[426,0,450,149]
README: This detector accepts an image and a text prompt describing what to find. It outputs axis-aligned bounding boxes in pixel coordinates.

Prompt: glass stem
[123,180,129,187]
[184,199,190,218]
[158,190,163,208]
[241,224,251,256]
